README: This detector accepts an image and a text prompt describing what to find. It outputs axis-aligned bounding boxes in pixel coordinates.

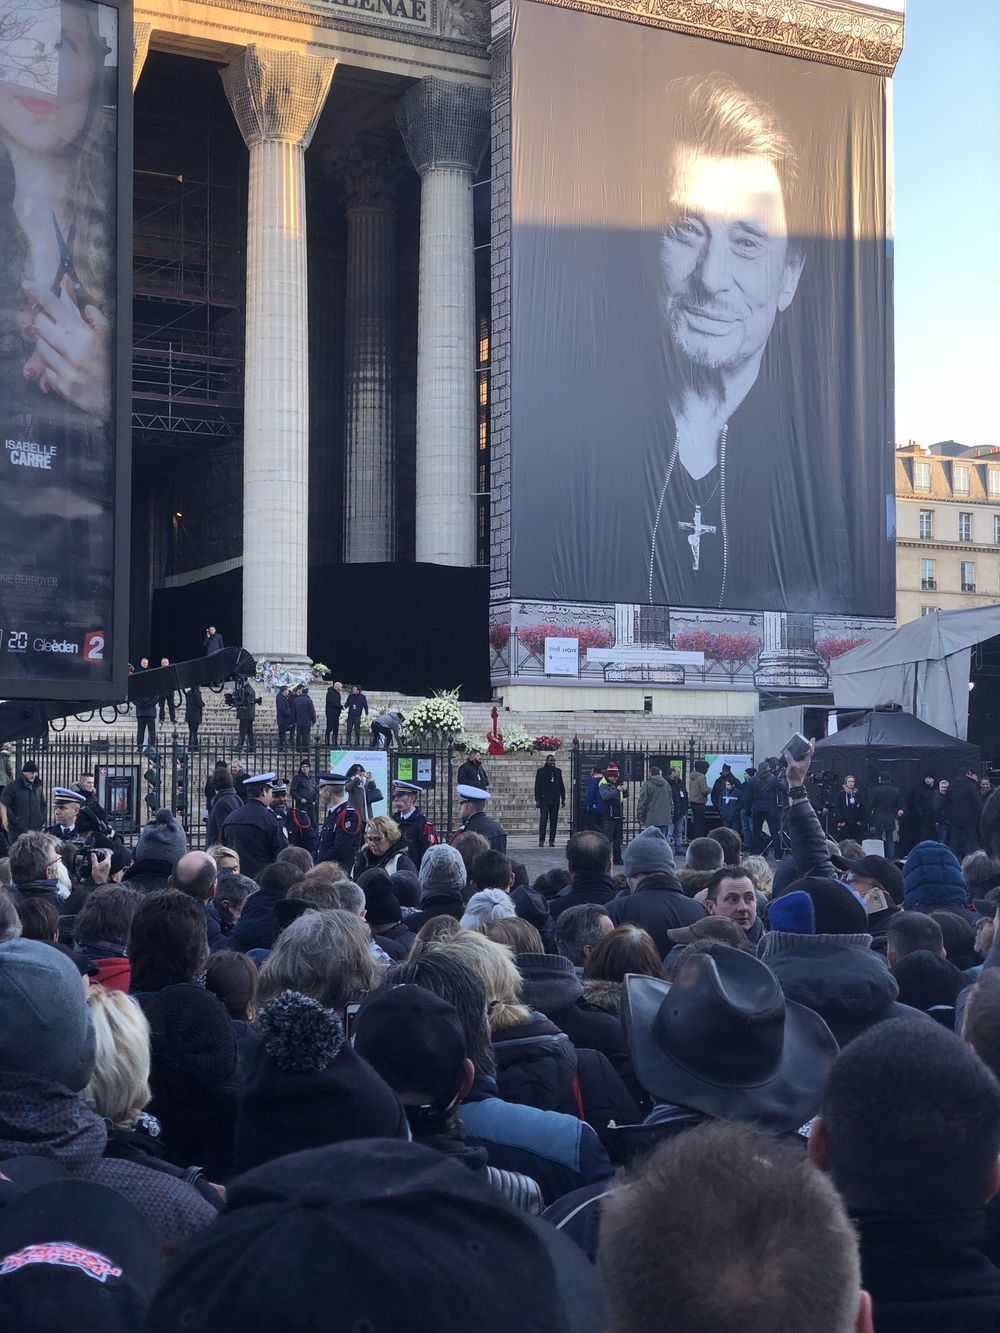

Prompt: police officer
[391,780,435,870]
[271,780,319,859]
[46,787,86,844]
[453,784,507,854]
[222,772,287,879]
[317,773,364,867]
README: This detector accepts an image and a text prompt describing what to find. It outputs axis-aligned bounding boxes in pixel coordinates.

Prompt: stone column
[221,46,335,664]
[335,141,399,562]
[133,22,152,91]
[753,613,829,689]
[395,78,489,566]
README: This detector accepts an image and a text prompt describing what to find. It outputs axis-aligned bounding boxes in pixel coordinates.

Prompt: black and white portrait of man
[508,3,894,620]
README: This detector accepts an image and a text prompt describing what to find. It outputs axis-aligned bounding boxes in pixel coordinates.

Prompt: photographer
[228,675,260,753]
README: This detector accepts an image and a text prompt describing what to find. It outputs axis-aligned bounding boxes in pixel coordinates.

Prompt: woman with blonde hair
[351,814,416,880]
[741,854,774,898]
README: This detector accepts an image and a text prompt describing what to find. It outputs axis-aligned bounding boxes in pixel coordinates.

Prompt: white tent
[830,606,1000,740]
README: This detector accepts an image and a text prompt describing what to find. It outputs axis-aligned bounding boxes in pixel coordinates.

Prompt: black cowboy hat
[623,949,838,1135]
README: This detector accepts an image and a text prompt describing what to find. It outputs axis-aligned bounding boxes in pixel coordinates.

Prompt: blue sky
[893,0,1000,447]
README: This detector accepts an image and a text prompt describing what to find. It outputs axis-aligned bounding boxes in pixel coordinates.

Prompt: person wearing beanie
[361,869,417,954]
[0,940,215,1242]
[408,844,468,931]
[605,828,706,956]
[122,808,187,894]
[140,984,240,1180]
[760,876,929,1047]
[679,836,725,897]
[235,990,408,1173]
[902,840,970,912]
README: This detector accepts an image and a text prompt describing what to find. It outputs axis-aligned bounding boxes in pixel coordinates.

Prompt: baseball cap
[353,985,467,1110]
[0,1179,164,1332]
[146,1139,608,1333]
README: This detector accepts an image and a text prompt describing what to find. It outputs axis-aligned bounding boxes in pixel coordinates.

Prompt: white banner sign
[544,636,579,676]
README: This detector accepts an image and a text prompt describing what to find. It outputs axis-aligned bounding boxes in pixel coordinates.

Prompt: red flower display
[673,630,760,666]
[815,635,870,664]
[489,621,510,653]
[516,623,613,663]
[534,735,562,751]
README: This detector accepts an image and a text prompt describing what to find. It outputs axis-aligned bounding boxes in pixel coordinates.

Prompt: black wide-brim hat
[623,950,838,1135]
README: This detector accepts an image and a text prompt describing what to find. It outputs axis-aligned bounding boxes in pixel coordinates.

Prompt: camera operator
[227,674,260,753]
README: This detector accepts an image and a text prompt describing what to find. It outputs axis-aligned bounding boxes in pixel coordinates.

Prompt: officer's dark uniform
[455,809,507,854]
[223,798,287,879]
[396,808,432,870]
[317,798,363,866]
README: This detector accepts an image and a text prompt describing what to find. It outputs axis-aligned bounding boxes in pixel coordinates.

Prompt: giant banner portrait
[508,0,894,621]
[0,0,129,696]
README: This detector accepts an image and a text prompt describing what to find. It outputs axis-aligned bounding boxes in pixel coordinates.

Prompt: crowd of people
[2,737,1000,1328]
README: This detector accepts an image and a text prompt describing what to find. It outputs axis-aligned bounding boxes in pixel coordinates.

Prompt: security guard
[222,772,287,879]
[452,784,507,854]
[317,773,364,867]
[271,780,319,859]
[391,780,436,870]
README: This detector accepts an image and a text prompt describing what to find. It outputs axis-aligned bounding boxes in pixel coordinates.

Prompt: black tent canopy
[812,709,980,792]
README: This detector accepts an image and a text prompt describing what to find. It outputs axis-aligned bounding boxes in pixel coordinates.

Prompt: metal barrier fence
[568,737,708,841]
[9,731,456,849]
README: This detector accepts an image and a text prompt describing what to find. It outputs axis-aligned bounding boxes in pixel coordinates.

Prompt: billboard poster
[508,0,893,624]
[327,750,389,818]
[0,0,130,698]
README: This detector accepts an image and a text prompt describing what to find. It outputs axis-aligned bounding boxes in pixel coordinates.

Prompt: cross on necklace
[678,505,717,571]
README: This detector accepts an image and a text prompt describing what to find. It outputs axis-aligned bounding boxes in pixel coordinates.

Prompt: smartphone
[783,732,811,762]
[344,1001,362,1040]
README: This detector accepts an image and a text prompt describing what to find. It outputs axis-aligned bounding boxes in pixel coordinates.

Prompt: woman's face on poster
[0,3,100,155]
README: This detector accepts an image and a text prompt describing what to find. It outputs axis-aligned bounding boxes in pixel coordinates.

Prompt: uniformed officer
[271,780,318,858]
[452,784,507,854]
[317,773,364,867]
[222,772,287,879]
[46,787,86,843]
[391,780,435,870]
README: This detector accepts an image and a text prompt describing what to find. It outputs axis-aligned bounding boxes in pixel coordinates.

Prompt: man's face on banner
[0,2,100,155]
[661,145,804,374]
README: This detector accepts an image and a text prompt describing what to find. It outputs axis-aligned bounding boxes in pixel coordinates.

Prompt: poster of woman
[0,0,126,692]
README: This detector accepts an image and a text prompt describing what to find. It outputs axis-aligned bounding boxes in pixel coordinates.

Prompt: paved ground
[506,836,573,881]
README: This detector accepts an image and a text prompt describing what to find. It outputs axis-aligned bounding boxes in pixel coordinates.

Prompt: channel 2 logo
[83,632,106,663]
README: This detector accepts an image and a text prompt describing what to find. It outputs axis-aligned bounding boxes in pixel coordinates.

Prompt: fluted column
[753,612,828,689]
[133,22,152,90]
[221,46,335,663]
[334,142,399,562]
[396,78,489,566]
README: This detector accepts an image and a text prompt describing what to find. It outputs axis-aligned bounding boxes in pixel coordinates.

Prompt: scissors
[50,212,93,312]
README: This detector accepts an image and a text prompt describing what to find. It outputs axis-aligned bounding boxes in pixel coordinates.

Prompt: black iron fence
[9,731,456,849]
[568,737,710,841]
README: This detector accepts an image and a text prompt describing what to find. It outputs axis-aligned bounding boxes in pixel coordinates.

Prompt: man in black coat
[810,1018,1000,1333]
[551,830,617,920]
[222,773,288,879]
[231,676,258,753]
[1,761,46,837]
[325,680,343,746]
[275,686,293,751]
[868,774,904,859]
[292,685,316,750]
[184,687,204,752]
[912,774,938,843]
[457,749,489,791]
[344,686,368,748]
[534,754,566,848]
[203,625,224,655]
[949,768,985,861]
[606,827,706,955]
[134,681,158,750]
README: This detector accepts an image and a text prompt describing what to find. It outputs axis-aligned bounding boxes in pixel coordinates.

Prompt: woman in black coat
[833,776,866,841]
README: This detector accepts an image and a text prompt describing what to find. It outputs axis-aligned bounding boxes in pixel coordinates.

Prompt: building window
[961,560,976,593]
[994,514,1000,545]
[959,511,973,542]
[954,465,970,496]
[914,461,931,491]
[918,509,933,539]
[921,606,938,616]
[990,470,1000,498]
[920,558,936,590]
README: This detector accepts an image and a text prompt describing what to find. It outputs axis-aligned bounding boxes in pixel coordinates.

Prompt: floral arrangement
[402,688,464,740]
[673,630,760,665]
[255,659,313,695]
[311,662,330,680]
[454,733,488,754]
[815,635,870,664]
[534,735,562,751]
[516,623,613,664]
[502,726,536,753]
[488,621,510,654]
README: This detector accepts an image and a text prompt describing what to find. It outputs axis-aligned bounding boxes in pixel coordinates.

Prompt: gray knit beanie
[0,939,96,1091]
[623,827,677,877]
[135,808,188,866]
[418,844,467,895]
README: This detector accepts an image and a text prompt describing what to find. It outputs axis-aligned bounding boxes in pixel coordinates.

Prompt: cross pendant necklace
[679,505,717,571]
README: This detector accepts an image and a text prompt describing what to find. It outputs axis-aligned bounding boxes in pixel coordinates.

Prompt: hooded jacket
[759,931,929,1047]
[515,952,628,1066]
[636,774,675,828]
[0,1071,215,1243]
[608,872,707,955]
